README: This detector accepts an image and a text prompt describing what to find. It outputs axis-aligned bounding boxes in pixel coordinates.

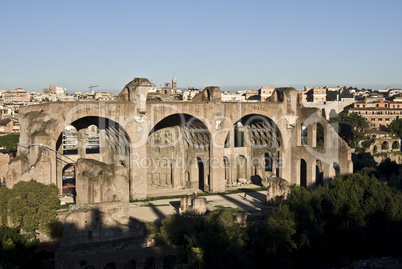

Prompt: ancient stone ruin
[6,77,354,268]
[8,77,353,201]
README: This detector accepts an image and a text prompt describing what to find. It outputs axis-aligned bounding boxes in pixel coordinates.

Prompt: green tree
[330,112,368,148]
[316,123,324,147]
[0,133,19,156]
[0,187,10,226]
[377,158,400,180]
[284,172,402,266]
[388,118,402,138]
[157,210,250,269]
[5,180,59,234]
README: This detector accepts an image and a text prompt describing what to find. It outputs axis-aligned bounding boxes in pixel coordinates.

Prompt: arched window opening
[301,123,308,145]
[197,157,204,190]
[316,160,324,186]
[237,155,247,183]
[223,157,230,185]
[234,122,244,147]
[265,152,273,172]
[300,159,307,187]
[381,141,389,150]
[276,151,280,177]
[316,123,324,148]
[62,125,78,154]
[333,162,340,178]
[392,141,399,150]
[329,109,337,119]
[62,164,76,198]
[86,125,100,154]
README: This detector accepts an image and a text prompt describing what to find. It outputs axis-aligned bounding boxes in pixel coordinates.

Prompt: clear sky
[1,0,401,93]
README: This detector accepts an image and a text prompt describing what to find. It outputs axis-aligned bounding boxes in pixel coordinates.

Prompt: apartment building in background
[348,100,402,130]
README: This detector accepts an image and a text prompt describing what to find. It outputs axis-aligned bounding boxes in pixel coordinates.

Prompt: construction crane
[88,84,99,92]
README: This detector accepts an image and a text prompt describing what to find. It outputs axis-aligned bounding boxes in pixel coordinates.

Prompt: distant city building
[221,91,246,102]
[3,88,30,105]
[259,86,274,100]
[245,89,259,100]
[301,86,355,119]
[182,88,200,101]
[0,119,19,133]
[305,87,327,102]
[388,89,402,98]
[49,85,67,95]
[348,100,402,130]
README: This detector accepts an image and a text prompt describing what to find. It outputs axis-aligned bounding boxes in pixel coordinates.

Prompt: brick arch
[146,105,212,135]
[227,113,284,150]
[54,116,132,196]
[55,116,132,151]
[146,113,212,192]
[52,103,130,146]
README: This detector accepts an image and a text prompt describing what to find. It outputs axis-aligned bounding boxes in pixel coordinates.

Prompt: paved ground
[129,184,269,222]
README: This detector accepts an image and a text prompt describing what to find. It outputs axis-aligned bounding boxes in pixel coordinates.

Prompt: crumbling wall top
[117,77,152,114]
[192,86,221,102]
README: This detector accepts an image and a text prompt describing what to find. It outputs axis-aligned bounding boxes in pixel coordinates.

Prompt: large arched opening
[333,162,340,178]
[55,116,131,198]
[147,113,211,192]
[382,141,389,150]
[237,155,247,183]
[225,114,283,186]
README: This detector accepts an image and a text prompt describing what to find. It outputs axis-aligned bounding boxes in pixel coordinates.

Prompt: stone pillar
[49,150,57,189]
[209,119,226,193]
[131,143,147,200]
[127,114,149,200]
[171,158,181,189]
[229,126,235,147]
[323,164,332,185]
[308,124,316,148]
[99,128,107,163]
[78,129,86,157]
[306,160,315,187]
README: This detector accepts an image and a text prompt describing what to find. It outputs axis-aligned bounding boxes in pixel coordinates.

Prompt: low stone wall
[61,202,143,247]
[179,196,207,214]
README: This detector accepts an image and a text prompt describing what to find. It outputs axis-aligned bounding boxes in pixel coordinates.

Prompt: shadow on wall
[55,204,177,269]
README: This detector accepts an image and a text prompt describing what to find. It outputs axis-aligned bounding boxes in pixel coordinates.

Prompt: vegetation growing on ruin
[155,170,402,268]
[330,112,368,148]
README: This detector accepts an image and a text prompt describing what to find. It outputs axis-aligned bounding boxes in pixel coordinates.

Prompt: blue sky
[1,0,401,93]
